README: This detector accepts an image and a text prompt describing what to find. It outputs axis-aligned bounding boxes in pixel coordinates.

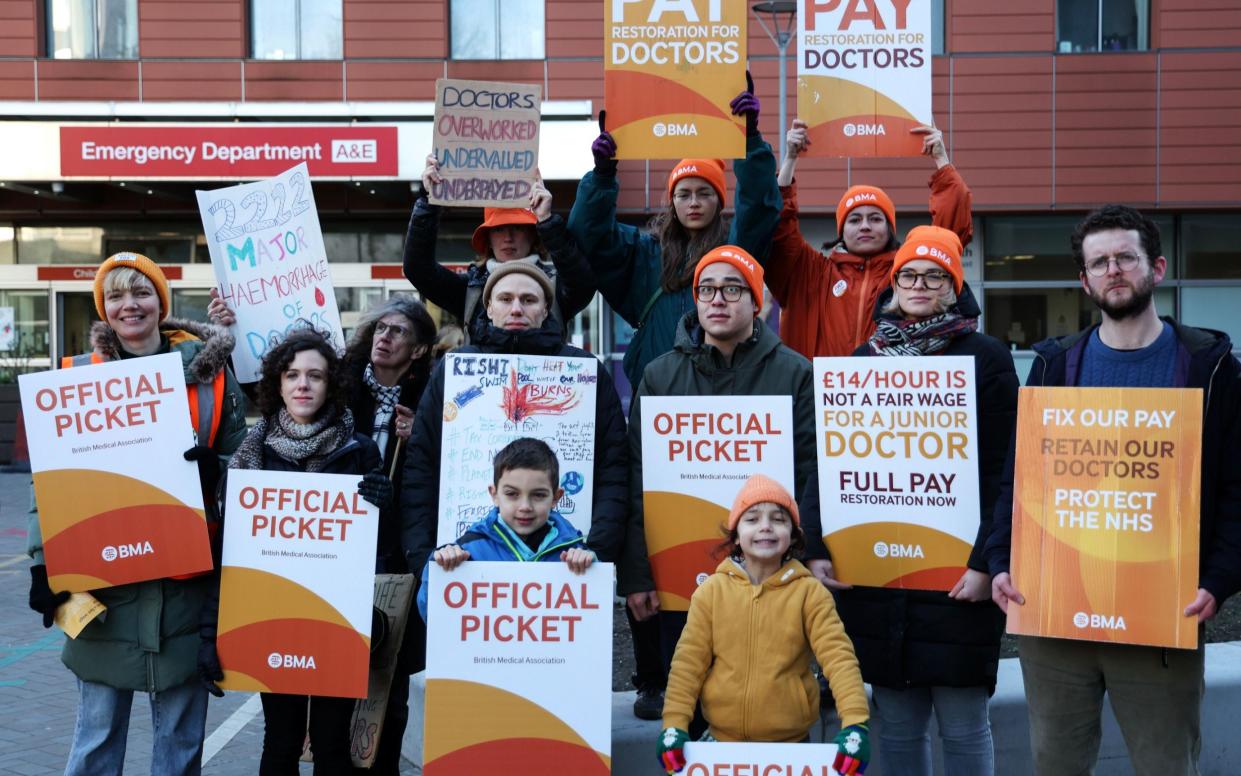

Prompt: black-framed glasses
[1084,253,1141,277]
[374,321,412,339]
[893,270,952,290]
[695,284,748,303]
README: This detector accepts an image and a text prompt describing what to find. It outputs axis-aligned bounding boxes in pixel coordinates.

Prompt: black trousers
[259,692,354,775]
[627,605,667,690]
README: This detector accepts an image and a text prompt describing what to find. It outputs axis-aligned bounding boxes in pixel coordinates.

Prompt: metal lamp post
[751,1,798,162]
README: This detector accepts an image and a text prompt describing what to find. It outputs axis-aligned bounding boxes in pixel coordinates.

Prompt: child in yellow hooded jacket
[657,475,871,776]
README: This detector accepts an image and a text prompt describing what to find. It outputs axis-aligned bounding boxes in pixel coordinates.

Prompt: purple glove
[730,71,760,135]
[592,109,618,176]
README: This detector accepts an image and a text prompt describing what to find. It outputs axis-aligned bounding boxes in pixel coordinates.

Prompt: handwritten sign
[605,0,747,159]
[20,353,211,591]
[815,357,980,590]
[423,562,613,775]
[349,573,416,767]
[798,0,932,156]
[640,396,794,611]
[1008,387,1202,649]
[438,353,598,544]
[429,78,542,207]
[196,162,345,383]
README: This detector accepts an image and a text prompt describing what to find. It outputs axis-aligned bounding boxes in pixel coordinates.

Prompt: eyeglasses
[374,321,412,340]
[695,284,748,303]
[1084,253,1141,277]
[893,270,952,290]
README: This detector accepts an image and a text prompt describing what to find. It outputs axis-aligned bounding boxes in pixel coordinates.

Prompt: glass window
[48,0,138,59]
[17,226,103,264]
[451,0,544,60]
[172,290,212,324]
[1181,215,1241,280]
[984,214,1175,281]
[983,286,1174,350]
[335,287,385,341]
[252,0,342,60]
[0,225,14,264]
[932,0,945,55]
[0,291,51,378]
[1181,287,1241,342]
[1057,0,1148,53]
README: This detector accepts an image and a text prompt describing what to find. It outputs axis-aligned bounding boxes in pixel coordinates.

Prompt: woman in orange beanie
[401,156,597,344]
[838,225,1017,775]
[735,118,973,361]
[655,474,871,776]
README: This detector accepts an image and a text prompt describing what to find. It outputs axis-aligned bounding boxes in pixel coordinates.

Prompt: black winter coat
[401,197,597,342]
[399,317,630,580]
[835,283,1014,691]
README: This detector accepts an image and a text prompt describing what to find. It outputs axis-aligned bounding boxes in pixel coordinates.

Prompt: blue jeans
[871,685,994,776]
[65,678,208,776]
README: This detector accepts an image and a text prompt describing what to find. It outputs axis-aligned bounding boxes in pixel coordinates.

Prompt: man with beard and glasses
[983,205,1241,776]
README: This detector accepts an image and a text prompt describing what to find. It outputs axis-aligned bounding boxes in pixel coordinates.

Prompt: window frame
[249,0,343,61]
[448,0,546,61]
[1055,0,1150,54]
[46,0,139,60]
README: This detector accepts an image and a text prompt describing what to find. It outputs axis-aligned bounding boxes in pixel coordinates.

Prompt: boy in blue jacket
[417,437,595,619]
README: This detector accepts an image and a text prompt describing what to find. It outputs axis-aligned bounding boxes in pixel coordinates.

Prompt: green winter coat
[27,318,247,692]
[621,313,822,595]
[566,132,782,389]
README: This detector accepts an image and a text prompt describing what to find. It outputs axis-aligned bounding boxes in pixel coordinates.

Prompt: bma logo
[653,122,698,138]
[101,542,154,562]
[915,244,953,263]
[330,139,377,163]
[267,652,318,669]
[1073,611,1127,630]
[843,123,887,137]
[844,193,878,209]
[873,542,924,559]
[719,249,756,272]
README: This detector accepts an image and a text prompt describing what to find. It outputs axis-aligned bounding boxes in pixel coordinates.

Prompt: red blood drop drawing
[314,287,326,306]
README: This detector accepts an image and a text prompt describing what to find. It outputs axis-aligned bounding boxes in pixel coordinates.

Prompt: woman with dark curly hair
[198,327,393,776]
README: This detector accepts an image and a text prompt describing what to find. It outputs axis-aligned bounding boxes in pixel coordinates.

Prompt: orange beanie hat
[727,474,800,531]
[471,207,539,255]
[694,245,765,303]
[667,158,728,206]
[93,252,170,322]
[891,225,965,293]
[835,185,896,235]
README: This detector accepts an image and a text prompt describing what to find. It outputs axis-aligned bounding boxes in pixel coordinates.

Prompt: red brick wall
[139,0,244,59]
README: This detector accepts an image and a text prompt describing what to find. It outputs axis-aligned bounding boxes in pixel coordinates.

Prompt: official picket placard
[798,0,932,156]
[424,562,613,775]
[681,741,840,775]
[815,357,979,590]
[439,353,598,544]
[1008,387,1202,649]
[605,0,747,159]
[429,78,542,207]
[19,352,211,591]
[641,396,794,611]
[196,162,345,383]
[218,469,379,697]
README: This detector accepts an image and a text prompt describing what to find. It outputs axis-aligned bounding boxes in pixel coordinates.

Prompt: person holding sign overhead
[737,118,972,359]
[833,226,1015,775]
[198,328,392,775]
[26,251,247,776]
[984,206,1241,776]
[402,158,596,343]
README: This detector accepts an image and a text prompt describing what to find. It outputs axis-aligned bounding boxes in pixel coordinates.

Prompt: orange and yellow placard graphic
[19,353,212,591]
[797,0,932,157]
[640,396,795,611]
[605,0,747,159]
[1008,387,1202,649]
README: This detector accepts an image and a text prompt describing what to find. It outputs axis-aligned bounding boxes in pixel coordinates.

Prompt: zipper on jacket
[492,524,581,562]
[853,269,872,347]
[742,583,760,738]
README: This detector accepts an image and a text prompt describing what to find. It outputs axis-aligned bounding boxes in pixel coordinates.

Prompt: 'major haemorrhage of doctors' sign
[424,562,613,775]
[218,469,379,697]
[815,357,980,590]
[605,0,747,159]
[798,0,932,156]
[438,353,598,544]
[429,78,542,207]
[20,353,211,591]
[641,396,795,611]
[196,162,345,383]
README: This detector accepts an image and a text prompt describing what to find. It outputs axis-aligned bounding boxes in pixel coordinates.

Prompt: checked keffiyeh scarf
[363,363,402,461]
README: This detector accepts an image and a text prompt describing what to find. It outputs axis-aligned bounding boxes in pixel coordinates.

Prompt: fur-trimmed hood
[89,317,235,384]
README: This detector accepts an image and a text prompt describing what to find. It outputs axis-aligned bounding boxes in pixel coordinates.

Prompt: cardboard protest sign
[605,0,747,159]
[429,78,542,207]
[798,0,932,156]
[218,469,379,697]
[1008,387,1202,649]
[815,357,980,589]
[439,353,598,544]
[640,396,795,611]
[424,562,613,775]
[197,162,345,383]
[349,574,416,768]
[682,741,840,774]
[20,353,211,591]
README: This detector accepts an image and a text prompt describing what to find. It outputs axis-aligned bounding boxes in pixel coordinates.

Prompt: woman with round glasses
[839,225,1017,776]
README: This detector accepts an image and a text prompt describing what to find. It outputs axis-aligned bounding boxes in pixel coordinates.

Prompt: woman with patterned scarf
[197,328,392,775]
[839,225,1018,776]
